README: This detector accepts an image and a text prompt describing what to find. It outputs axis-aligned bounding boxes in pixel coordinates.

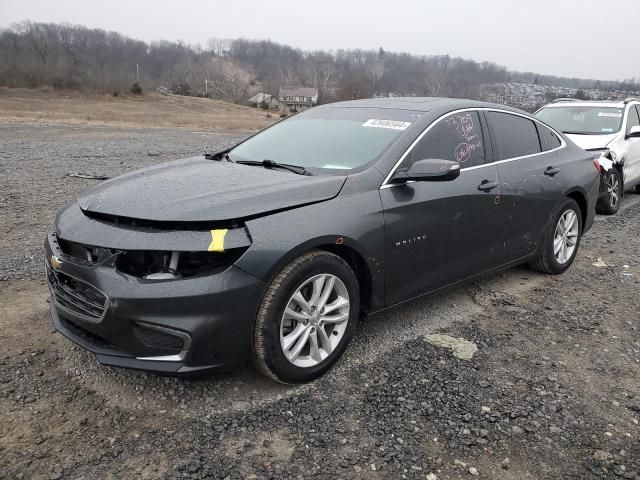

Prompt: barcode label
[363,119,412,130]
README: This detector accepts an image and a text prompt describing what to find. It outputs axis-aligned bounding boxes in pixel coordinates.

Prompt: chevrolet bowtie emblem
[50,255,63,270]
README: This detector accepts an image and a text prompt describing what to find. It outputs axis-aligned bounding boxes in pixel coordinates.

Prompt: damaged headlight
[116,249,247,280]
[589,149,610,160]
[589,149,617,174]
[590,149,618,161]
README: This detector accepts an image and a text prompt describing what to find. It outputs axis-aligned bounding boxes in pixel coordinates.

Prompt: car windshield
[536,106,624,135]
[229,108,417,172]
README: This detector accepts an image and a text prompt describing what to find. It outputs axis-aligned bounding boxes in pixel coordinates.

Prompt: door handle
[544,166,560,176]
[477,180,499,191]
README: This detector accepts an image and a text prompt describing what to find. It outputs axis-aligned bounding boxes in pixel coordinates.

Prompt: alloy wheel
[280,273,350,368]
[607,174,620,209]
[553,210,579,265]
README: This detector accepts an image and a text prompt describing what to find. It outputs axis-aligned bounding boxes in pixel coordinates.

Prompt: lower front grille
[46,266,108,321]
[59,317,119,352]
[132,323,186,354]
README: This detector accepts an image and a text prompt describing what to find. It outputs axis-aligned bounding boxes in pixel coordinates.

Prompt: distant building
[248,92,280,110]
[278,87,319,112]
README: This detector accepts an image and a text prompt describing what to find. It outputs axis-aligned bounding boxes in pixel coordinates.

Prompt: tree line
[1,21,637,104]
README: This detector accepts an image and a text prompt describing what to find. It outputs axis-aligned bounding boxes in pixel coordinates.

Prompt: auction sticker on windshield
[598,112,623,118]
[363,119,412,130]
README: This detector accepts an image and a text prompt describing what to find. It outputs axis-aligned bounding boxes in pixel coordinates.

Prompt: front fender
[235,191,386,311]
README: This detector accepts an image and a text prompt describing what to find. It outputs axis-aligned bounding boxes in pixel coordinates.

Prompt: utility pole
[205,76,208,95]
[136,63,140,82]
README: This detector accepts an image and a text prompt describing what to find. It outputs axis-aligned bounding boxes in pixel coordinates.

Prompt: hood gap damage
[80,194,341,232]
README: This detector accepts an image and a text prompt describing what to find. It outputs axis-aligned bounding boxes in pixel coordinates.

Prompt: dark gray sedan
[45,98,600,383]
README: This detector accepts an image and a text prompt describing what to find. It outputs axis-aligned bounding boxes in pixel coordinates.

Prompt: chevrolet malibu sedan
[45,98,600,383]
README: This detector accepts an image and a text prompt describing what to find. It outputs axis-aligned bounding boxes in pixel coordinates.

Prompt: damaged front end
[53,206,253,280]
[44,203,265,374]
[589,149,624,213]
[56,235,248,281]
[591,148,619,174]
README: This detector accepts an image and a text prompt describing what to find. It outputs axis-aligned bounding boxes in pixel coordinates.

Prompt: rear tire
[252,250,359,384]
[596,169,622,215]
[529,197,582,275]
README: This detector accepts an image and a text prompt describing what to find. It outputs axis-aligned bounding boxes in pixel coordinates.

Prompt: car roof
[540,100,638,109]
[319,97,527,115]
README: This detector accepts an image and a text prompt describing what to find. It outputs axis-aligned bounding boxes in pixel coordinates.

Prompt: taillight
[592,158,602,173]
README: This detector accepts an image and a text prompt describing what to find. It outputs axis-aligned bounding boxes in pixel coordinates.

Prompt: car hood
[77,157,347,222]
[565,133,618,151]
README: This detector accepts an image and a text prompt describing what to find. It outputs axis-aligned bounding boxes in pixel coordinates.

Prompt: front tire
[529,197,582,275]
[596,169,622,215]
[252,250,359,384]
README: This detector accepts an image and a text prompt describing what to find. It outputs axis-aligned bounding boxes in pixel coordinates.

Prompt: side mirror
[628,125,640,138]
[391,158,461,183]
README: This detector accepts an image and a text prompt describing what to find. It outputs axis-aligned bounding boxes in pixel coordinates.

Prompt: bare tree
[1,21,634,104]
[205,58,252,102]
[28,23,48,64]
[207,38,231,57]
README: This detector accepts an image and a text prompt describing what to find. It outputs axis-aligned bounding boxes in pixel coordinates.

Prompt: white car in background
[536,98,640,214]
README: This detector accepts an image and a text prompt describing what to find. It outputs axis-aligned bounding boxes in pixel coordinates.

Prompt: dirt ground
[0,87,275,131]
[0,117,639,480]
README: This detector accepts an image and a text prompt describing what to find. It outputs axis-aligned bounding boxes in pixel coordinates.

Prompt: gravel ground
[0,123,245,282]
[1,123,639,480]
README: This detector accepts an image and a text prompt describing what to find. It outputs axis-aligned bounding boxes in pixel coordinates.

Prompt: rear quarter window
[487,112,541,160]
[536,123,562,151]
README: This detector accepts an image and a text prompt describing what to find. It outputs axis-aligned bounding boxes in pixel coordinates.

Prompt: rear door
[623,105,640,187]
[380,110,505,306]
[486,111,565,261]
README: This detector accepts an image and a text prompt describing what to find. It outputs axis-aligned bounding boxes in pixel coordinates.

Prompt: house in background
[247,92,281,110]
[278,87,319,112]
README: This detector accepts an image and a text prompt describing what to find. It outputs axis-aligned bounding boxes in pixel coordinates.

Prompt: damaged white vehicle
[536,98,640,214]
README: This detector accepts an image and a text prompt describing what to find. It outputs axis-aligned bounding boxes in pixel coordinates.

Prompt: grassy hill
[0,87,275,131]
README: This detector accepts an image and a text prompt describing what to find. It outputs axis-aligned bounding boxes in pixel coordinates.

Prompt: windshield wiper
[204,150,234,161]
[564,131,617,136]
[236,159,310,176]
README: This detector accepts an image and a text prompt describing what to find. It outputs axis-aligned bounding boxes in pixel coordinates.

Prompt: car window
[403,111,485,168]
[536,123,562,151]
[229,107,416,172]
[536,106,624,135]
[486,112,541,160]
[626,105,640,135]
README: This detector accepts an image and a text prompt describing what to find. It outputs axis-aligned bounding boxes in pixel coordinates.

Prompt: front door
[623,105,640,187]
[380,110,505,306]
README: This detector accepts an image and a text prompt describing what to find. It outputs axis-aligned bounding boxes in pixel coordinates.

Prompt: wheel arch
[565,188,588,229]
[316,243,373,317]
[262,236,377,317]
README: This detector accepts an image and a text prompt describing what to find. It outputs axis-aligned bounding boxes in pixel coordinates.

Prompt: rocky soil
[0,123,244,282]
[1,123,639,479]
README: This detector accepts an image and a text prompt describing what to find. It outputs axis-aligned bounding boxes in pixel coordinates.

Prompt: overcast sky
[2,0,639,81]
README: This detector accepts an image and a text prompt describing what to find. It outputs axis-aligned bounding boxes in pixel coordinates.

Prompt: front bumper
[597,169,610,203]
[45,232,265,375]
[596,156,621,203]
